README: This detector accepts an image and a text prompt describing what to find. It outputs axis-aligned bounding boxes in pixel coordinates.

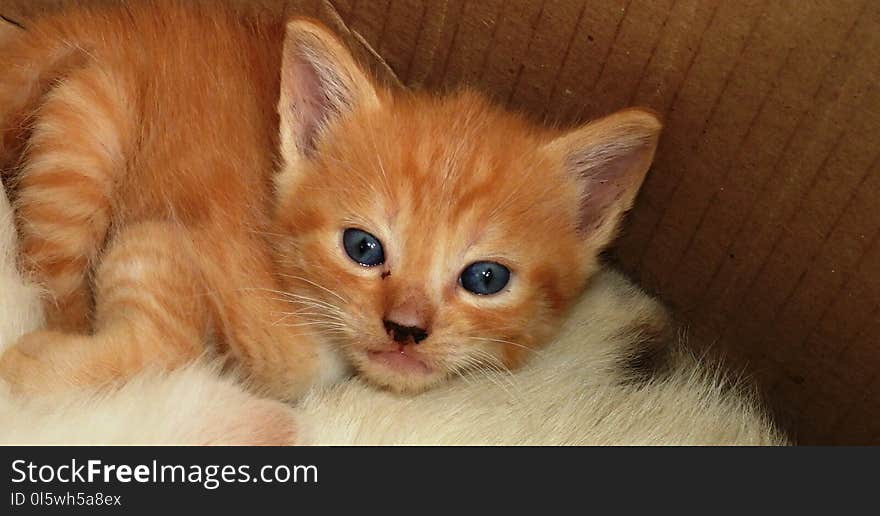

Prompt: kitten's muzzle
[383,320,429,344]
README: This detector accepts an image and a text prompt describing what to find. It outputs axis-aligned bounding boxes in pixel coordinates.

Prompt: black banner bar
[1,447,875,513]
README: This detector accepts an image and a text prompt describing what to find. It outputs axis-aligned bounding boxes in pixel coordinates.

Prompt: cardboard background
[2,0,878,444]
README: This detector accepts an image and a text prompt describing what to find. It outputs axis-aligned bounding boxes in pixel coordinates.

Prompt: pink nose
[382,302,431,344]
[384,303,425,328]
[383,319,429,344]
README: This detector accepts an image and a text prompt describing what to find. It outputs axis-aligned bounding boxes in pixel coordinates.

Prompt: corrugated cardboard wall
[3,0,878,444]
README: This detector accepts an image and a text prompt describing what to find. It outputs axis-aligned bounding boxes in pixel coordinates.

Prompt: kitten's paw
[0,330,80,396]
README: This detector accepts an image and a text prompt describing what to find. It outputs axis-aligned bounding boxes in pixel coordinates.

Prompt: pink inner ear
[282,50,339,157]
[572,147,646,234]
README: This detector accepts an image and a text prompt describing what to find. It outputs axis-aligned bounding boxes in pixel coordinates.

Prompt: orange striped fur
[0,1,661,397]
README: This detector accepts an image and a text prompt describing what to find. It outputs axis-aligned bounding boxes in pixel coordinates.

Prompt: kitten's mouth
[367,346,432,375]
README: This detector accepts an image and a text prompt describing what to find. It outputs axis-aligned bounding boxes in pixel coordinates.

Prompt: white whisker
[278,273,349,303]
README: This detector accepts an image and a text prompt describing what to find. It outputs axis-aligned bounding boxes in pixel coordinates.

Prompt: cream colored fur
[0,186,44,349]
[0,363,300,445]
[0,184,785,445]
[295,271,786,445]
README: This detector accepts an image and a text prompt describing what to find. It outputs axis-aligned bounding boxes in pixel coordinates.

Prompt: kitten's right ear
[544,108,661,250]
[278,19,381,165]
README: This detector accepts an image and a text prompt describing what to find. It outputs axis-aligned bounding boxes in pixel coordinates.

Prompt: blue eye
[343,228,385,267]
[460,261,511,296]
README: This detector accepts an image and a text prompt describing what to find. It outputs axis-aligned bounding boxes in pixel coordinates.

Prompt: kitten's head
[270,20,661,392]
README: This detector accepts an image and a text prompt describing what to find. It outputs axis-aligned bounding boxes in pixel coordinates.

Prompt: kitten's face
[272,20,660,393]
[273,93,593,392]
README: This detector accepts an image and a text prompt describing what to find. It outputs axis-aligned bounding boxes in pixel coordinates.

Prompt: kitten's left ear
[544,108,661,248]
[278,18,381,166]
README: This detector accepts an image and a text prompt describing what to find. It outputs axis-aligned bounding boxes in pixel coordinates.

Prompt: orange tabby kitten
[0,1,661,397]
